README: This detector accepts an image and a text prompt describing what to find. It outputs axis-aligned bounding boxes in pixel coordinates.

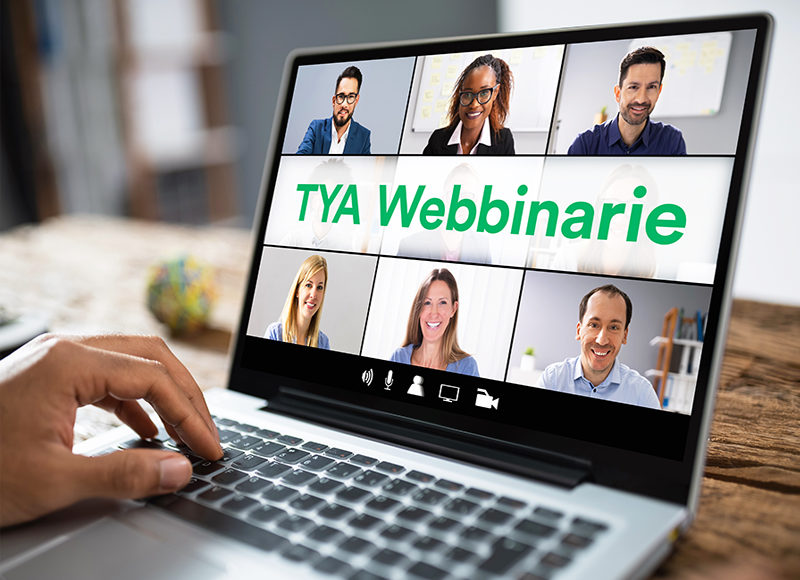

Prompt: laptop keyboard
[120,417,608,579]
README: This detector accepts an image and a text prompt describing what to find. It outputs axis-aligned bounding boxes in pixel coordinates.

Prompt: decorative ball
[146,255,217,334]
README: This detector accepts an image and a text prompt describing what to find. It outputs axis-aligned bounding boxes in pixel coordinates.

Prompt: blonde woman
[265,255,330,349]
[390,268,478,376]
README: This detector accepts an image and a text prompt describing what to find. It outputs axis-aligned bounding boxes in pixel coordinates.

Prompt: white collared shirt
[446,119,492,154]
[329,118,350,155]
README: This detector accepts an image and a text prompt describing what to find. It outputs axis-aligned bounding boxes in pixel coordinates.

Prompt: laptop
[0,13,772,580]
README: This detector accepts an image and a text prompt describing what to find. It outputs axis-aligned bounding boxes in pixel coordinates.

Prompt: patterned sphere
[146,256,216,334]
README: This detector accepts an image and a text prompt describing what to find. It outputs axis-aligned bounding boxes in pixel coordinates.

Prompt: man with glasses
[297,66,371,155]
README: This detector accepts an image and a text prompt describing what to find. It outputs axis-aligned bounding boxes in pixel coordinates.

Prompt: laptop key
[302,441,328,453]
[276,434,303,446]
[212,468,248,486]
[350,454,378,467]
[561,533,593,549]
[465,487,495,501]
[405,470,434,484]
[308,477,345,495]
[281,469,317,487]
[540,551,571,569]
[220,448,244,462]
[277,514,314,533]
[249,504,287,524]
[571,517,609,535]
[380,524,417,542]
[319,503,354,522]
[262,484,299,503]
[177,478,210,495]
[281,543,319,563]
[235,476,272,495]
[198,486,232,503]
[443,497,479,516]
[364,496,400,514]
[349,513,382,531]
[151,496,287,552]
[338,536,375,555]
[255,428,279,440]
[411,536,445,553]
[534,506,564,521]
[300,454,336,472]
[313,556,351,576]
[478,537,535,575]
[232,454,267,471]
[289,493,325,512]
[275,448,310,464]
[433,478,463,492]
[375,461,404,475]
[257,462,292,479]
[251,441,286,458]
[497,496,527,511]
[308,524,345,545]
[395,506,432,525]
[327,462,362,479]
[336,486,372,505]
[222,495,259,515]
[324,447,353,460]
[427,515,461,535]
[445,546,478,564]
[477,507,514,527]
[514,519,558,539]
[407,561,448,580]
[382,478,418,497]
[194,461,226,476]
[371,548,408,568]
[235,422,259,433]
[229,435,262,450]
[353,471,389,488]
[411,488,447,506]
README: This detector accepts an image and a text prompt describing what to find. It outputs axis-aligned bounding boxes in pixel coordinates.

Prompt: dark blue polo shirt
[567,114,686,155]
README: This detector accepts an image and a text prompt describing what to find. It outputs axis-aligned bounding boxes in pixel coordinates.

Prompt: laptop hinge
[267,388,592,489]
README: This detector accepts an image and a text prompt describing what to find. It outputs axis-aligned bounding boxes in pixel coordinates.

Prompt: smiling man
[297,66,371,155]
[568,47,686,155]
[536,284,661,409]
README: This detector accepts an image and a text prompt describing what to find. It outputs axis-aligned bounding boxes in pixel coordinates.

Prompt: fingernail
[159,456,190,490]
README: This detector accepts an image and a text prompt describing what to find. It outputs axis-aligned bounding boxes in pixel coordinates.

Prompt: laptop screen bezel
[227,13,772,506]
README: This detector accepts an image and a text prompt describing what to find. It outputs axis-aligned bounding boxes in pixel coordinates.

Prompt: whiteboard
[628,32,732,117]
[411,45,564,133]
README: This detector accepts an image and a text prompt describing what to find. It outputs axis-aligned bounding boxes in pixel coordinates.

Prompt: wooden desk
[1,216,798,578]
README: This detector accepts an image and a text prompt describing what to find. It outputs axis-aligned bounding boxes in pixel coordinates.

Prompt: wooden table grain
[1,216,798,578]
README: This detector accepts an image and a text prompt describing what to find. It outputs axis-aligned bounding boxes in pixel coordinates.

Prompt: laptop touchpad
[5,517,226,580]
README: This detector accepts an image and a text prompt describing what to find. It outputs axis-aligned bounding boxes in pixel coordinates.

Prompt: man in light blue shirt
[536,284,661,409]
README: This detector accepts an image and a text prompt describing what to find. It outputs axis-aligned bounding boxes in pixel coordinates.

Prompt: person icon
[407,375,425,397]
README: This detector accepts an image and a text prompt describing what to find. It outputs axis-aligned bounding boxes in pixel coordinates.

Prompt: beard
[619,102,652,126]
[334,109,353,128]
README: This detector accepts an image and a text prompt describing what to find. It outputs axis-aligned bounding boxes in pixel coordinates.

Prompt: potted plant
[520,346,536,371]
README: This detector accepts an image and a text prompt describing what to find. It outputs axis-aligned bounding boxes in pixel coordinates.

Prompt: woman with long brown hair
[390,268,479,376]
[265,254,330,349]
[423,54,514,155]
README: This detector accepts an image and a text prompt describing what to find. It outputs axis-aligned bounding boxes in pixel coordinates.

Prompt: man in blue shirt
[536,284,661,409]
[568,47,686,156]
[297,66,371,155]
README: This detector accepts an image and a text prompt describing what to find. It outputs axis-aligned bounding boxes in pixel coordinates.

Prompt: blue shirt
[536,355,661,409]
[390,344,479,377]
[265,321,330,350]
[568,114,686,156]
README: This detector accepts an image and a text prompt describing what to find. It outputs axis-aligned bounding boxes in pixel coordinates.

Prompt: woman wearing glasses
[423,54,514,155]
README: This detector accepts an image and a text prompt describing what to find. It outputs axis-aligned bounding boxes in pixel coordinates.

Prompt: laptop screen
[232,15,769,475]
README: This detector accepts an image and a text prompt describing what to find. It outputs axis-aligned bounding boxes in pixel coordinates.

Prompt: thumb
[69,449,192,501]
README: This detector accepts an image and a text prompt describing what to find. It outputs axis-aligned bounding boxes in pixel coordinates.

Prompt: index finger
[63,340,222,460]
[72,335,218,439]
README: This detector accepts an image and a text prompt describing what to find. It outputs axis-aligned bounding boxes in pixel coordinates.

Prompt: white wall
[500,0,800,306]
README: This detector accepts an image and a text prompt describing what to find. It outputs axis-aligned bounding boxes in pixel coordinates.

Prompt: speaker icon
[361,369,374,386]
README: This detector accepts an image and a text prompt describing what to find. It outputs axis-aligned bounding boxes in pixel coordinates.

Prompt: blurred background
[2,0,797,305]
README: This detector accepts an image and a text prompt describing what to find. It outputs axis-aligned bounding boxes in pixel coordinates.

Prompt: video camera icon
[475,388,499,410]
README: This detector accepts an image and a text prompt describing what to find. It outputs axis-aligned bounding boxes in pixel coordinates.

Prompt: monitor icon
[439,384,460,403]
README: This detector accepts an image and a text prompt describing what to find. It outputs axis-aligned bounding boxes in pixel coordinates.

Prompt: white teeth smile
[466,111,482,119]
[592,349,610,357]
[426,322,441,329]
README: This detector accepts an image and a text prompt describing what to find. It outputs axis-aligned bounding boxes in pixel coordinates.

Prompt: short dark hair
[336,66,363,93]
[579,284,633,329]
[619,46,665,86]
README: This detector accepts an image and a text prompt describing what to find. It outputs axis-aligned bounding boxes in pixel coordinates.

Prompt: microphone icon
[385,370,394,390]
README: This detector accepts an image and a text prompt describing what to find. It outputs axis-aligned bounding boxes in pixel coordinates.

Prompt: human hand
[0,334,223,527]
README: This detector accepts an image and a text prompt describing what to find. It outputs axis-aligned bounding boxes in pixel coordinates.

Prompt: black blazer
[422,125,515,155]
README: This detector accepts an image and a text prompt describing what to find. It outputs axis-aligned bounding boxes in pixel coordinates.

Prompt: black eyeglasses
[459,84,500,107]
[334,92,358,105]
